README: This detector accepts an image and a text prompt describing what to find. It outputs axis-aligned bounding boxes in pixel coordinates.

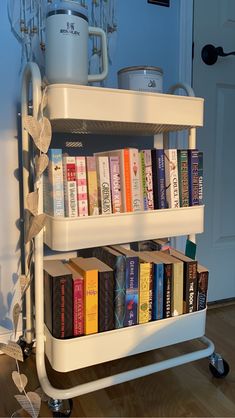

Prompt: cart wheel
[209,358,230,378]
[50,399,73,417]
[17,336,34,360]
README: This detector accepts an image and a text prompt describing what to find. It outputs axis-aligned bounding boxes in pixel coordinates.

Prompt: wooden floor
[1,304,235,417]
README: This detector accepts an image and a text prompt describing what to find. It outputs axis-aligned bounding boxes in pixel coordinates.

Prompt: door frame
[178,0,194,86]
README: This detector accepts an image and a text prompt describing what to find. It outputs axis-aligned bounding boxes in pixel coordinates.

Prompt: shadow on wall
[0,265,18,330]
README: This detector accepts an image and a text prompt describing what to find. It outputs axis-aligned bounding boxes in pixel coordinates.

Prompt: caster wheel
[51,399,73,417]
[209,359,230,378]
[17,337,34,360]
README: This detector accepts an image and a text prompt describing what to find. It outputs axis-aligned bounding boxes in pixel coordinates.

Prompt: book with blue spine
[111,245,139,327]
[151,149,167,209]
[188,149,199,206]
[43,148,64,217]
[198,151,203,205]
[92,246,126,329]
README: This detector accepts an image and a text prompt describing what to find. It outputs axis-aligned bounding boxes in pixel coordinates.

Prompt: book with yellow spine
[69,257,98,335]
[138,258,151,324]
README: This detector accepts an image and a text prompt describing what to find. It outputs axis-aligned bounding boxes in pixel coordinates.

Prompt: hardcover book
[142,251,164,320]
[139,150,154,211]
[92,246,126,329]
[75,156,88,217]
[96,156,112,215]
[177,149,189,207]
[197,264,209,310]
[111,245,139,326]
[66,263,84,337]
[43,148,64,217]
[86,156,99,216]
[188,149,199,206]
[69,257,98,335]
[43,260,73,339]
[167,248,198,313]
[198,151,203,205]
[109,155,122,213]
[151,149,167,209]
[62,155,78,217]
[129,148,142,211]
[164,149,180,208]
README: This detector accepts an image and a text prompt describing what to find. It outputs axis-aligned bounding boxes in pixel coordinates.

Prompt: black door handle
[201,44,235,65]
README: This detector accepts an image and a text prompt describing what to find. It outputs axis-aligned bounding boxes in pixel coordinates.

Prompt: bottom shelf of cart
[44,308,206,372]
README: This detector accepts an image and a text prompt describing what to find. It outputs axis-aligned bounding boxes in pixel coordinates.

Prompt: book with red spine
[62,155,78,217]
[66,264,84,336]
[75,156,88,217]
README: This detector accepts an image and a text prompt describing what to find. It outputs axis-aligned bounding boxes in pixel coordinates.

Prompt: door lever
[201,44,235,65]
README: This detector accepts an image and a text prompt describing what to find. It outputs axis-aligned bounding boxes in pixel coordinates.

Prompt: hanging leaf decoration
[13,303,21,336]
[25,214,46,244]
[35,154,49,179]
[26,191,39,216]
[23,115,51,153]
[0,341,24,362]
[19,274,29,295]
[15,392,41,418]
[12,371,28,393]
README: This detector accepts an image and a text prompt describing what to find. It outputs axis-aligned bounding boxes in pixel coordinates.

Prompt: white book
[96,156,112,214]
[43,148,64,217]
[129,148,142,211]
[63,155,78,217]
[164,149,180,208]
[75,156,88,217]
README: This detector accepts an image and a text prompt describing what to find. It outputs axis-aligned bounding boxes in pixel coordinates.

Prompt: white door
[193,0,235,301]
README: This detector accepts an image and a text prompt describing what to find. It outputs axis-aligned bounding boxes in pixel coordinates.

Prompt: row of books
[44,242,209,339]
[43,147,203,218]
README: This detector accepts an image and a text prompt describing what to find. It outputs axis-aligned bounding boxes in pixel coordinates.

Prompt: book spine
[148,263,153,321]
[163,263,172,318]
[139,151,147,210]
[53,276,73,339]
[197,271,208,310]
[129,148,142,211]
[84,272,98,335]
[172,262,184,316]
[73,278,84,336]
[151,149,158,209]
[188,149,199,206]
[96,156,112,214]
[164,149,180,208]
[138,262,151,324]
[198,151,203,205]
[123,149,132,212]
[184,261,198,313]
[63,156,78,217]
[177,150,189,207]
[124,257,139,326]
[75,156,88,217]
[109,156,122,213]
[156,149,167,209]
[86,156,99,216]
[98,271,115,332]
[43,149,64,216]
[152,263,164,320]
[144,150,154,210]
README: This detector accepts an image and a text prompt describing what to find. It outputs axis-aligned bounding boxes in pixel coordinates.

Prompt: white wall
[0,0,181,340]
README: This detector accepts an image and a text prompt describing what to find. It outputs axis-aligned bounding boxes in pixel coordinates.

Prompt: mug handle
[88,26,108,82]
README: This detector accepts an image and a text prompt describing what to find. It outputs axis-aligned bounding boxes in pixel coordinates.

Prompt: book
[188,149,199,206]
[151,149,167,209]
[177,149,189,207]
[95,149,132,212]
[69,257,98,335]
[198,151,203,205]
[62,155,78,217]
[139,150,154,211]
[111,245,139,326]
[164,149,180,208]
[129,148,142,211]
[86,156,99,216]
[96,156,112,214]
[75,156,88,217]
[82,257,114,332]
[197,264,209,310]
[153,251,184,316]
[43,260,73,339]
[141,251,164,320]
[109,155,122,213]
[167,248,198,313]
[43,148,64,217]
[66,263,84,337]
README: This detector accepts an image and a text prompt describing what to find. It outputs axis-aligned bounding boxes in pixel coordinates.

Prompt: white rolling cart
[20,62,229,417]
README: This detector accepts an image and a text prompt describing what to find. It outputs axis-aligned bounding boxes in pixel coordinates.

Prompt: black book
[44,260,73,339]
